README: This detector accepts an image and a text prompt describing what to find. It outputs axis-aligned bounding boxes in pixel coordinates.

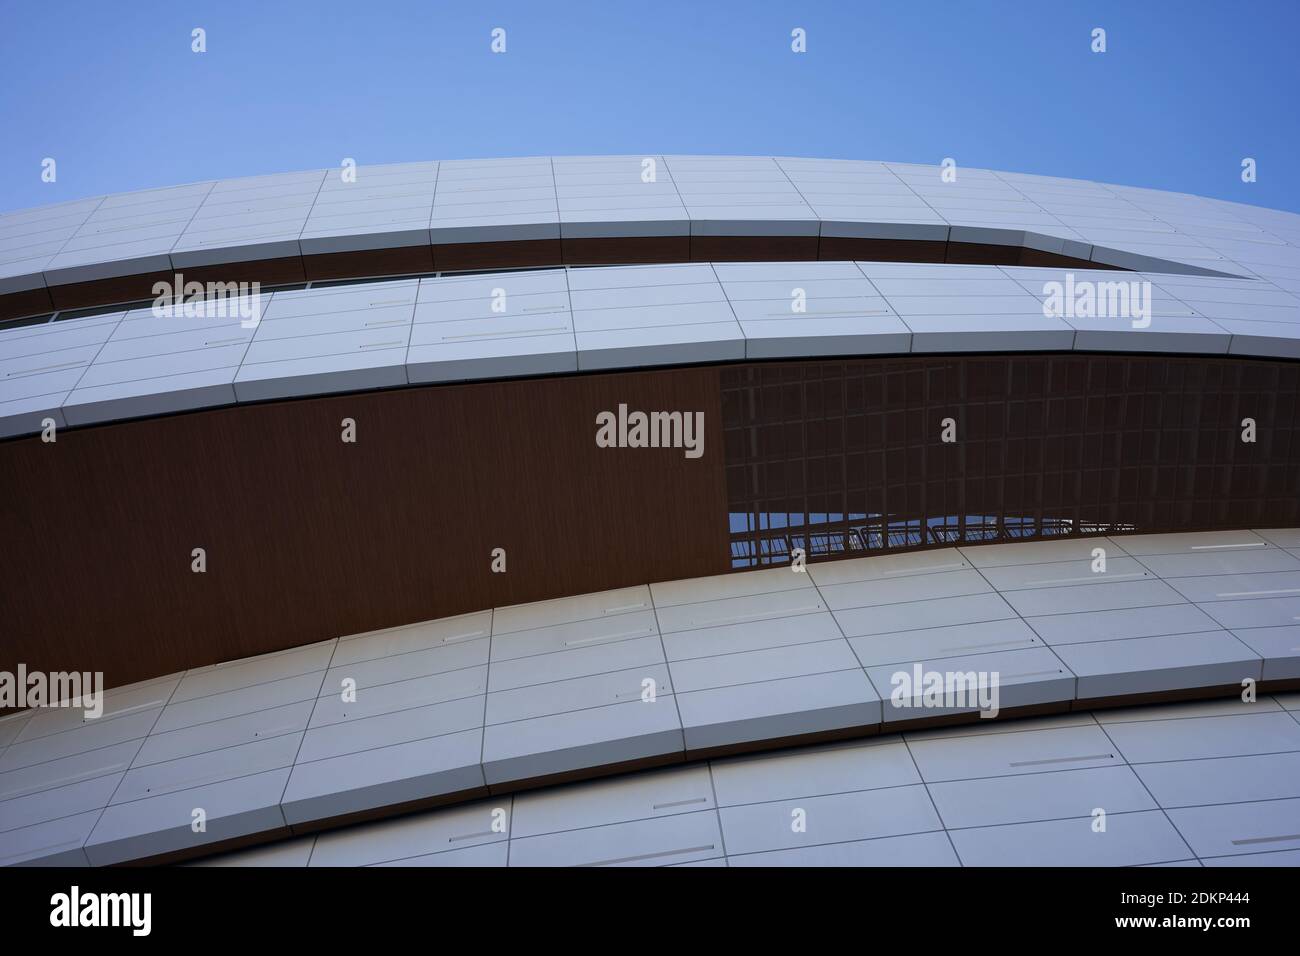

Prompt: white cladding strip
[4,260,1299,438]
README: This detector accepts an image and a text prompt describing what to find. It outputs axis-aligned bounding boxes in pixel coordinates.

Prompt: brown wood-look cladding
[0,367,731,691]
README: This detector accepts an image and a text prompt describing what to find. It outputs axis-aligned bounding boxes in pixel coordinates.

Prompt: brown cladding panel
[0,366,730,690]
[177,256,308,289]
[691,236,819,262]
[0,286,55,322]
[944,241,1022,266]
[46,270,177,311]
[561,236,691,265]
[301,244,436,281]
[818,237,948,263]
[431,239,562,272]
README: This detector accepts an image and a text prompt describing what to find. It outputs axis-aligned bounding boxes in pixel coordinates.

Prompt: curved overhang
[3,155,1291,326]
[3,260,1300,439]
[193,686,1300,868]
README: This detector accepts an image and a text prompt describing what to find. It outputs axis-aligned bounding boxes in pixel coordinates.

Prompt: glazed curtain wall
[723,355,1300,568]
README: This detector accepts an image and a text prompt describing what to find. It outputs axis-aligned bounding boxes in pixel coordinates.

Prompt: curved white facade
[5,159,1300,869]
[4,529,1299,866]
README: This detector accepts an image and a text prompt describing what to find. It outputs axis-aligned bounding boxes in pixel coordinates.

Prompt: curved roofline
[3,154,1284,322]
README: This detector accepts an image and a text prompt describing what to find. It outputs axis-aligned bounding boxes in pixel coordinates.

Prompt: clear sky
[2,0,1297,214]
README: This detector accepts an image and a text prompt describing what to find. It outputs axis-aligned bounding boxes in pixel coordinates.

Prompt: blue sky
[1,0,1297,214]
